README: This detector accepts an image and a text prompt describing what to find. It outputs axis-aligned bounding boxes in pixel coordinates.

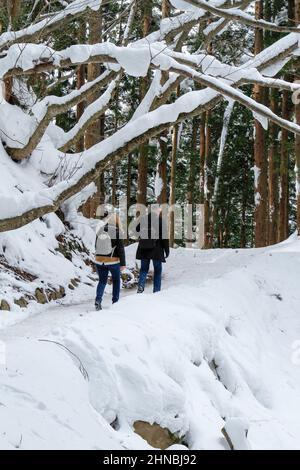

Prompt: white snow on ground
[1,236,300,450]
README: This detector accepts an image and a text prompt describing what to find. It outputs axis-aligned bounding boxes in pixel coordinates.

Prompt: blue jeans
[96,263,121,304]
[138,259,162,293]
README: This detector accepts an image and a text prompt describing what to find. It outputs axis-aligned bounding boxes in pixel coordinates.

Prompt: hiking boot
[137,286,144,294]
[95,301,102,311]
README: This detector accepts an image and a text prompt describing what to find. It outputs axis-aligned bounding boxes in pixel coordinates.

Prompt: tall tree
[170,112,180,247]
[268,89,279,245]
[253,0,268,247]
[295,0,300,234]
[278,89,290,241]
[137,0,153,206]
[84,7,106,218]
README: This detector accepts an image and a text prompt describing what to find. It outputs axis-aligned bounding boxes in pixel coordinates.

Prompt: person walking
[136,208,169,294]
[95,213,126,310]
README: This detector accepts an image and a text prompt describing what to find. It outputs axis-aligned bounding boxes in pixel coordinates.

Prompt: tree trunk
[156,4,171,206]
[83,7,105,218]
[162,0,171,18]
[295,0,300,234]
[76,64,86,152]
[268,89,279,245]
[204,111,212,248]
[4,0,21,102]
[157,134,168,205]
[75,19,86,153]
[137,0,153,206]
[199,114,206,205]
[254,0,268,247]
[170,118,179,247]
[187,118,198,207]
[278,89,290,241]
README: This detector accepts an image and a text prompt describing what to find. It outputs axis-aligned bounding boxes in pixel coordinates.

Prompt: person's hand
[120,266,127,272]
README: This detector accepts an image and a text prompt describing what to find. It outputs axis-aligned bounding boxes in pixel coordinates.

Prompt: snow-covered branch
[182,0,300,34]
[6,70,117,160]
[0,0,103,52]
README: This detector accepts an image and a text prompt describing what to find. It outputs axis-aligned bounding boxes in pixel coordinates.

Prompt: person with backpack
[95,213,126,311]
[136,207,169,294]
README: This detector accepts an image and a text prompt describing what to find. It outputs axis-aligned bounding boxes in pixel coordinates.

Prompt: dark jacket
[136,212,169,262]
[96,223,126,267]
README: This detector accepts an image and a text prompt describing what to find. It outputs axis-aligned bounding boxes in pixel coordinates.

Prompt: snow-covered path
[1,238,300,450]
[0,245,266,341]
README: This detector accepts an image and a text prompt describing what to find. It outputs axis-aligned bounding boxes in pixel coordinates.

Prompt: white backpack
[96,226,116,256]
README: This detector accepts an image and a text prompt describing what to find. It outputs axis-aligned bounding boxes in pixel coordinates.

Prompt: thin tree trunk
[199,114,206,205]
[127,154,132,207]
[4,0,21,102]
[211,101,234,247]
[156,4,171,205]
[76,64,86,152]
[186,118,198,246]
[137,0,153,206]
[295,0,300,234]
[278,89,290,241]
[268,89,279,245]
[170,111,179,247]
[204,111,212,248]
[254,0,268,247]
[157,134,168,205]
[187,118,198,207]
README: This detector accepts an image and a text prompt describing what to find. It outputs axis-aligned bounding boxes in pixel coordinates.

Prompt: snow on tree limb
[0,0,103,52]
[2,0,300,232]
[6,70,117,159]
[180,0,300,34]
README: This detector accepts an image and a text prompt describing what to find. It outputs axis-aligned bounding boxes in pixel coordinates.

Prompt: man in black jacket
[136,208,169,293]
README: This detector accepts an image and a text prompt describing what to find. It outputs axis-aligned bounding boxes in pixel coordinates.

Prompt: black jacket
[136,213,169,262]
[96,223,126,267]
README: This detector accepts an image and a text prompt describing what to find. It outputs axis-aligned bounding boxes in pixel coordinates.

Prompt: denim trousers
[96,263,121,304]
[138,259,162,293]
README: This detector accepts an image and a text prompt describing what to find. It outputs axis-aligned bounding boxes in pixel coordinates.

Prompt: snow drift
[1,237,300,450]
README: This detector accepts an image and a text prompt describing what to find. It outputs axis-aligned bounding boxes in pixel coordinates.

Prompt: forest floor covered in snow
[1,236,300,450]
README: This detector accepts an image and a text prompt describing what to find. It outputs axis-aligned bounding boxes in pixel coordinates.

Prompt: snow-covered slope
[1,236,300,450]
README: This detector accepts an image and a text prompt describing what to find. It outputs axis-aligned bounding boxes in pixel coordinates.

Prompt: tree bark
[170,116,179,247]
[295,0,300,234]
[76,64,86,152]
[199,114,206,205]
[162,0,171,18]
[268,89,279,245]
[137,0,153,206]
[254,0,268,247]
[83,7,106,218]
[204,111,212,248]
[278,89,290,241]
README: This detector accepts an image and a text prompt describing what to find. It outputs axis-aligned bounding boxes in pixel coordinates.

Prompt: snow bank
[1,237,300,449]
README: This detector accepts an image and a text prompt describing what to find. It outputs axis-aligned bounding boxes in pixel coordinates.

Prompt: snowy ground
[1,236,300,450]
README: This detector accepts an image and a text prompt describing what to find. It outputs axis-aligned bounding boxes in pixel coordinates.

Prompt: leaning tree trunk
[253,0,268,247]
[137,0,153,206]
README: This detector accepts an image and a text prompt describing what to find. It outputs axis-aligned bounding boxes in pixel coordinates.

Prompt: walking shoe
[95,301,102,311]
[137,286,144,294]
